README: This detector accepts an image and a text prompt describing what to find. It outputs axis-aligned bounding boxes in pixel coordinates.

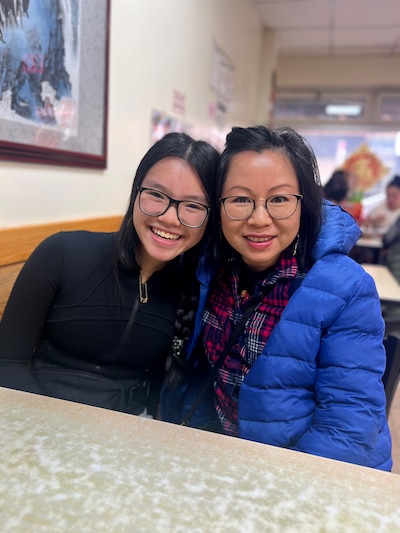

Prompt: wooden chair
[383,335,400,415]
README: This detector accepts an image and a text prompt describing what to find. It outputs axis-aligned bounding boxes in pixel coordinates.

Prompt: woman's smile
[150,226,182,241]
[245,234,275,244]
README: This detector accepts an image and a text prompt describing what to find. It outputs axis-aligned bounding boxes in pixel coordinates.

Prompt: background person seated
[380,217,400,336]
[363,175,400,237]
[383,215,400,282]
[323,169,363,222]
[322,169,350,206]
[350,175,400,264]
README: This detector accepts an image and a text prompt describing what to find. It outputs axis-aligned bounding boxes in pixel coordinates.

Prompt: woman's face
[221,150,301,272]
[133,157,209,276]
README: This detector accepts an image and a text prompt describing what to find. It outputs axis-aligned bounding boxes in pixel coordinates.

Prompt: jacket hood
[312,201,361,260]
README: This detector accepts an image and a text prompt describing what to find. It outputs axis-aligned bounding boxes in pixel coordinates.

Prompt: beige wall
[257,29,278,125]
[3,2,400,230]
[0,0,272,228]
[276,54,400,90]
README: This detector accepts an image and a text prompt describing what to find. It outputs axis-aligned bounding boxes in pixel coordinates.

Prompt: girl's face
[133,157,209,278]
[220,150,301,272]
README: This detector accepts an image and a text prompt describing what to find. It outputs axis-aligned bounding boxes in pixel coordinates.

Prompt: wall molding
[0,216,123,267]
[0,216,123,318]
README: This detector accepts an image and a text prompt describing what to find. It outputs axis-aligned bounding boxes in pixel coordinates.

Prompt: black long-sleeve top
[0,231,182,394]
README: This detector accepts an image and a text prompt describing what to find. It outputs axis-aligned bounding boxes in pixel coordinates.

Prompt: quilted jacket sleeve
[239,255,392,470]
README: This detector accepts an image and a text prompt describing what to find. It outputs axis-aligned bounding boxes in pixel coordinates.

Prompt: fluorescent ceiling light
[325,104,362,116]
[395,131,400,156]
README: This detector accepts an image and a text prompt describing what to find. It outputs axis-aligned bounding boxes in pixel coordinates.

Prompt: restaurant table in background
[352,234,384,264]
[357,236,383,250]
[1,388,400,532]
[362,263,400,303]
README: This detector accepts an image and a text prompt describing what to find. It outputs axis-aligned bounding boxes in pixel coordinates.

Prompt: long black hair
[114,132,219,378]
[216,125,322,270]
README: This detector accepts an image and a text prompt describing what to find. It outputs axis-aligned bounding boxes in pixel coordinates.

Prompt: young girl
[0,132,219,417]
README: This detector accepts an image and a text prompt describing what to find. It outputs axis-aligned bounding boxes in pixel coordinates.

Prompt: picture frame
[0,0,110,169]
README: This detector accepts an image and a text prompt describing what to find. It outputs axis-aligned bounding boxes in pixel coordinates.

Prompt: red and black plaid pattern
[202,251,299,435]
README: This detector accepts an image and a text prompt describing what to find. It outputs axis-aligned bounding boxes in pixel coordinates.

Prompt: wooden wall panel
[0,216,123,317]
[0,216,123,267]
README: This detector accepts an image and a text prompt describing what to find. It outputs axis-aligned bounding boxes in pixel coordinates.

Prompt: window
[272,90,400,197]
[297,128,400,197]
[274,93,369,124]
[377,93,400,123]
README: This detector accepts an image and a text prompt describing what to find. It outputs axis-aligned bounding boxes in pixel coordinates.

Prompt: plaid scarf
[202,250,301,436]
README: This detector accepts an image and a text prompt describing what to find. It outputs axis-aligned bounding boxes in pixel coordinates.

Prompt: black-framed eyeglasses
[220,194,303,220]
[138,187,210,228]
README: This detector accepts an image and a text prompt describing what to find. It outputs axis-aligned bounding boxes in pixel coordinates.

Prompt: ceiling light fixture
[325,104,362,116]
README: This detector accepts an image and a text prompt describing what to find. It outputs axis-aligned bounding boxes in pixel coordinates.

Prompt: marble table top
[1,387,399,532]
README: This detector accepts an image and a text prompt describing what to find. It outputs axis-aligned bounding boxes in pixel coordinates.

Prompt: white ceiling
[254,0,400,55]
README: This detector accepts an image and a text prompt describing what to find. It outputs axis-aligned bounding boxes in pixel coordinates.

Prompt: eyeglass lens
[139,188,208,227]
[223,194,301,220]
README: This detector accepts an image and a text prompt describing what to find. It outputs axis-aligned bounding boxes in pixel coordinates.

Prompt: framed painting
[0,0,110,169]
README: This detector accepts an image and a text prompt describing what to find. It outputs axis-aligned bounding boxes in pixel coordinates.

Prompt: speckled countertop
[1,387,399,532]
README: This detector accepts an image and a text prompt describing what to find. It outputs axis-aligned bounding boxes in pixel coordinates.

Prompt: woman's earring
[293,234,299,256]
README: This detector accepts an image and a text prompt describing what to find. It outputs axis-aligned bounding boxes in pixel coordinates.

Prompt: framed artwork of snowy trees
[0,0,110,168]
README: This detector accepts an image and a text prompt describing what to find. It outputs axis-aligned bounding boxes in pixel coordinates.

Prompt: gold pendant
[240,289,249,302]
[139,274,148,303]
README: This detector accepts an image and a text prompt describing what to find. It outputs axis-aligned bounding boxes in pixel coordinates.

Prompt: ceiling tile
[254,0,400,55]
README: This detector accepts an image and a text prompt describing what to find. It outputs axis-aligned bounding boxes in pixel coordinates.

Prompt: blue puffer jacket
[161,202,392,471]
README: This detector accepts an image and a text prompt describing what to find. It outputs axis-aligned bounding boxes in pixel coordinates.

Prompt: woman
[364,175,400,237]
[163,126,392,471]
[0,132,219,417]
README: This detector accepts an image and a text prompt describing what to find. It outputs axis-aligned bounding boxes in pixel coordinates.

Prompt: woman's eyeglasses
[220,194,303,220]
[138,187,210,228]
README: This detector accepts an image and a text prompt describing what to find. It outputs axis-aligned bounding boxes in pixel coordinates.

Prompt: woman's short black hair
[216,125,322,270]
